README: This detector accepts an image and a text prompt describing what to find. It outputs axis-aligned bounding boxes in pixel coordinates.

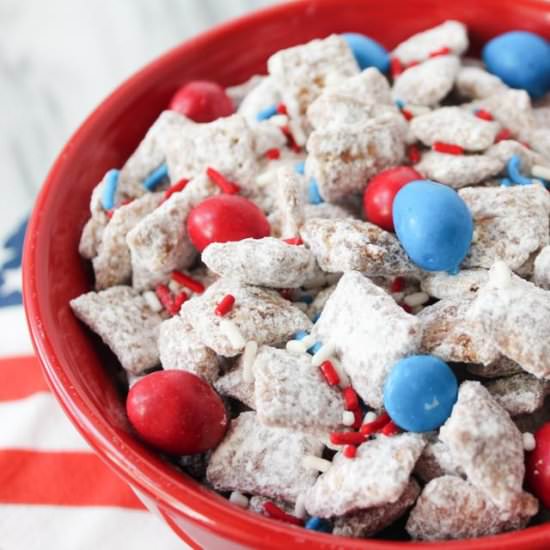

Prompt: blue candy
[143,162,169,191]
[295,161,305,175]
[308,341,322,355]
[482,31,550,99]
[308,178,324,204]
[101,169,120,210]
[394,99,406,110]
[342,33,390,73]
[507,154,533,186]
[294,330,309,341]
[393,180,473,273]
[298,293,313,305]
[256,104,278,121]
[305,517,332,533]
[384,355,458,432]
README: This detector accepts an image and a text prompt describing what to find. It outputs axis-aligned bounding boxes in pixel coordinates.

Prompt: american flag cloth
[0,216,185,549]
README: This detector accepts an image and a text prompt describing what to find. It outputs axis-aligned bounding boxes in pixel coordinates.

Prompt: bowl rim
[23,0,550,548]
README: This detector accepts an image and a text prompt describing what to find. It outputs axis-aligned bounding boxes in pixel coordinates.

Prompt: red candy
[495,128,513,142]
[283,236,303,246]
[206,167,240,195]
[475,109,494,121]
[330,431,365,446]
[432,141,464,155]
[171,270,205,294]
[360,412,391,436]
[401,108,414,121]
[155,284,178,315]
[163,178,189,202]
[319,360,340,386]
[263,502,303,526]
[265,148,281,160]
[187,194,271,252]
[215,294,235,316]
[390,57,404,77]
[429,46,451,57]
[380,420,400,436]
[168,80,234,123]
[525,422,550,508]
[343,445,357,459]
[126,370,227,455]
[342,386,360,411]
[363,166,422,231]
[390,276,406,293]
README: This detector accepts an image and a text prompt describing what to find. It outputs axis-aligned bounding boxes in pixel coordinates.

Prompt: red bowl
[23,0,550,548]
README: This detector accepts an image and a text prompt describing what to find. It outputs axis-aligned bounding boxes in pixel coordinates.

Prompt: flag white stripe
[0,504,185,550]
[0,393,90,451]
[0,305,34,355]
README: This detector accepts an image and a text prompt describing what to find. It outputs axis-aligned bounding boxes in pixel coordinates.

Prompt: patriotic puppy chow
[418,296,500,365]
[254,346,346,435]
[158,313,221,384]
[116,110,191,202]
[455,66,507,99]
[393,55,461,106]
[71,286,163,374]
[181,278,312,357]
[406,476,538,540]
[485,373,548,417]
[206,411,323,502]
[127,174,218,277]
[92,192,162,290]
[202,237,322,288]
[304,434,426,517]
[300,218,419,277]
[413,438,464,483]
[332,479,420,538]
[466,355,524,379]
[214,356,257,410]
[460,184,550,271]
[71,19,550,543]
[267,34,360,137]
[440,381,528,511]
[410,107,500,152]
[312,271,422,409]
[420,268,488,299]
[468,262,550,379]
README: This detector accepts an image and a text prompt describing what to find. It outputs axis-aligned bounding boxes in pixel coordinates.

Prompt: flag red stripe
[0,449,144,509]
[0,356,50,401]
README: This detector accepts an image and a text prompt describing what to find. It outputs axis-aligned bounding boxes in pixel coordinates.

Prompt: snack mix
[71,21,550,541]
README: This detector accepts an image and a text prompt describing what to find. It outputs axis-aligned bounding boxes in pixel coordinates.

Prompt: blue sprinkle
[143,162,169,191]
[308,341,322,355]
[308,178,324,204]
[311,312,321,323]
[305,517,332,533]
[394,99,406,109]
[507,154,533,186]
[294,161,305,175]
[294,330,309,341]
[298,294,313,305]
[256,104,278,121]
[101,169,120,210]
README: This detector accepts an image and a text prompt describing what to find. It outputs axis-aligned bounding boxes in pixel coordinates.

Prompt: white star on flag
[0,266,22,296]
